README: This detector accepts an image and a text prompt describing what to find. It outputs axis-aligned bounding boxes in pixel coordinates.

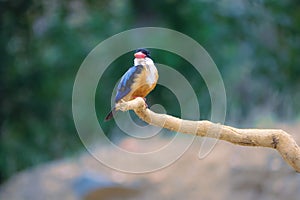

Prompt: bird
[104,48,158,121]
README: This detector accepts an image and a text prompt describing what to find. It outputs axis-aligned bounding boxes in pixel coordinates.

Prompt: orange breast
[131,84,153,99]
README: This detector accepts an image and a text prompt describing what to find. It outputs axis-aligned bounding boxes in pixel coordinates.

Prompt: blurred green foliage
[1,0,299,183]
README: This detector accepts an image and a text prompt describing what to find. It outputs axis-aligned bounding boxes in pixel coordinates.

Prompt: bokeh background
[1,0,300,199]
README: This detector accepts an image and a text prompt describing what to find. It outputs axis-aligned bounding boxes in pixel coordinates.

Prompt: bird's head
[134,48,151,59]
[134,48,154,67]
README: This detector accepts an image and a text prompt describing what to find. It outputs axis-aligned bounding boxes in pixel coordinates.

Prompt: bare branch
[115,97,300,172]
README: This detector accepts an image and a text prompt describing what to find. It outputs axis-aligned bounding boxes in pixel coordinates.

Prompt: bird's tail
[104,108,117,121]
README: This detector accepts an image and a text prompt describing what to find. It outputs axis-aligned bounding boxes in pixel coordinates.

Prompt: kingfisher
[104,48,159,121]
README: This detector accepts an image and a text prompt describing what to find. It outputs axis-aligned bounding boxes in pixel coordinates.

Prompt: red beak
[134,52,146,59]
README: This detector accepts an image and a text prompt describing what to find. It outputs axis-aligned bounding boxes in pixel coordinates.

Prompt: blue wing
[115,65,143,102]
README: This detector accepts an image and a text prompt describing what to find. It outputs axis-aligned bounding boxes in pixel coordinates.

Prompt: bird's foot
[133,97,148,108]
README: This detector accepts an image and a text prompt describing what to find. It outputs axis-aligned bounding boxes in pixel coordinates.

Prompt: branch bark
[116,97,300,172]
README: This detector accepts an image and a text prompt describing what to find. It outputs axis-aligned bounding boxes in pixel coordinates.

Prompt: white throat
[134,57,155,68]
[134,57,152,66]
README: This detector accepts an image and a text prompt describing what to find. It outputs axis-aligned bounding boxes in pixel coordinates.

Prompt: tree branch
[116,97,300,172]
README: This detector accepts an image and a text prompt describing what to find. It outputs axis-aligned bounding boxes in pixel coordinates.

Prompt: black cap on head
[135,48,151,58]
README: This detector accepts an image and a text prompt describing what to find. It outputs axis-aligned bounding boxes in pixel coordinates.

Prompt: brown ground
[0,122,300,200]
